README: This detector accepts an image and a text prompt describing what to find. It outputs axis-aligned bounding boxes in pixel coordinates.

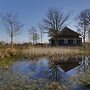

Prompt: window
[73,39,77,44]
[64,39,68,44]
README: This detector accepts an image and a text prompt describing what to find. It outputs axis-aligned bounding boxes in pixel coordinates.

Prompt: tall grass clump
[0,47,22,59]
[22,46,89,59]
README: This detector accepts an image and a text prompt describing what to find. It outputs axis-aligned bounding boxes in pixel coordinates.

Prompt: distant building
[49,27,82,46]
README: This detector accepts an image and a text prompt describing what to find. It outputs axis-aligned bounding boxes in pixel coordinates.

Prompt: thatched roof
[59,27,81,37]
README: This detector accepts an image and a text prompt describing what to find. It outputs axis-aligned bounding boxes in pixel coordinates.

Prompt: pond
[0,56,90,90]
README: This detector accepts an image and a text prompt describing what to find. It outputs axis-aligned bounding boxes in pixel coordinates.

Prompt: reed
[22,46,90,59]
[0,46,90,59]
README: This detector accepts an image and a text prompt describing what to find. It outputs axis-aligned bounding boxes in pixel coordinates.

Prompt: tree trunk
[83,37,85,47]
[11,35,13,49]
[33,33,34,45]
[41,34,42,43]
[55,38,58,46]
[83,27,86,47]
[35,39,37,45]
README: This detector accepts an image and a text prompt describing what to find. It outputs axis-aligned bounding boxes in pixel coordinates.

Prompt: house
[49,27,82,46]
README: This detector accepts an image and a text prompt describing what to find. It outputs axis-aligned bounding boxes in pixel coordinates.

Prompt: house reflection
[48,56,89,81]
[49,56,82,72]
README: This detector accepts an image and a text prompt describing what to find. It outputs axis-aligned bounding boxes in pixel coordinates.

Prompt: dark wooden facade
[49,27,82,46]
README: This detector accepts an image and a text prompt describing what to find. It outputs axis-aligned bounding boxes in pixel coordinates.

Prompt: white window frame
[73,39,77,44]
[64,39,68,44]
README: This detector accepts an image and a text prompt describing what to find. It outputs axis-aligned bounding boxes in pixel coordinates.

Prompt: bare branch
[76,9,90,46]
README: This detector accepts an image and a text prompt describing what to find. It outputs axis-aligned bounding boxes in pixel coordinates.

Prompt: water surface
[0,56,90,89]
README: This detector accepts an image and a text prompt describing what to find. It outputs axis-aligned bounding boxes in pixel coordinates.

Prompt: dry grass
[22,46,90,59]
[0,48,22,59]
[0,46,90,59]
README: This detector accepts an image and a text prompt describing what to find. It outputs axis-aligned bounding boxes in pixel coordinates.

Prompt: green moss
[0,56,24,69]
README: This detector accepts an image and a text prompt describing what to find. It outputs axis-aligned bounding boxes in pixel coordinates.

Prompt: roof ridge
[59,27,81,36]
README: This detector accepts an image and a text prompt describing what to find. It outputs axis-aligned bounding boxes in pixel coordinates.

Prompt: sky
[0,0,90,43]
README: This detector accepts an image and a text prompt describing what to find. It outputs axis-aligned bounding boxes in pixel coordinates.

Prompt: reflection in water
[4,56,89,89]
[78,56,90,72]
[48,57,82,80]
[67,56,90,77]
[10,56,90,82]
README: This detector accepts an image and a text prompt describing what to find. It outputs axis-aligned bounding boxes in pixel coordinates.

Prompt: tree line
[0,8,90,48]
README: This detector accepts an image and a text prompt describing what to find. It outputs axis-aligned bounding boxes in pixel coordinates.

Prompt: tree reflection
[48,59,73,85]
[78,55,89,73]
[49,61,61,81]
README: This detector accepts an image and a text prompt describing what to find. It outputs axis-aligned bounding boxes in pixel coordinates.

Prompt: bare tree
[29,27,39,45]
[76,9,90,47]
[43,8,70,45]
[38,24,45,43]
[1,13,23,48]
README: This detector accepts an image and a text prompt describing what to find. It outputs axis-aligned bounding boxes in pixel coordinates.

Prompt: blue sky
[0,0,90,43]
